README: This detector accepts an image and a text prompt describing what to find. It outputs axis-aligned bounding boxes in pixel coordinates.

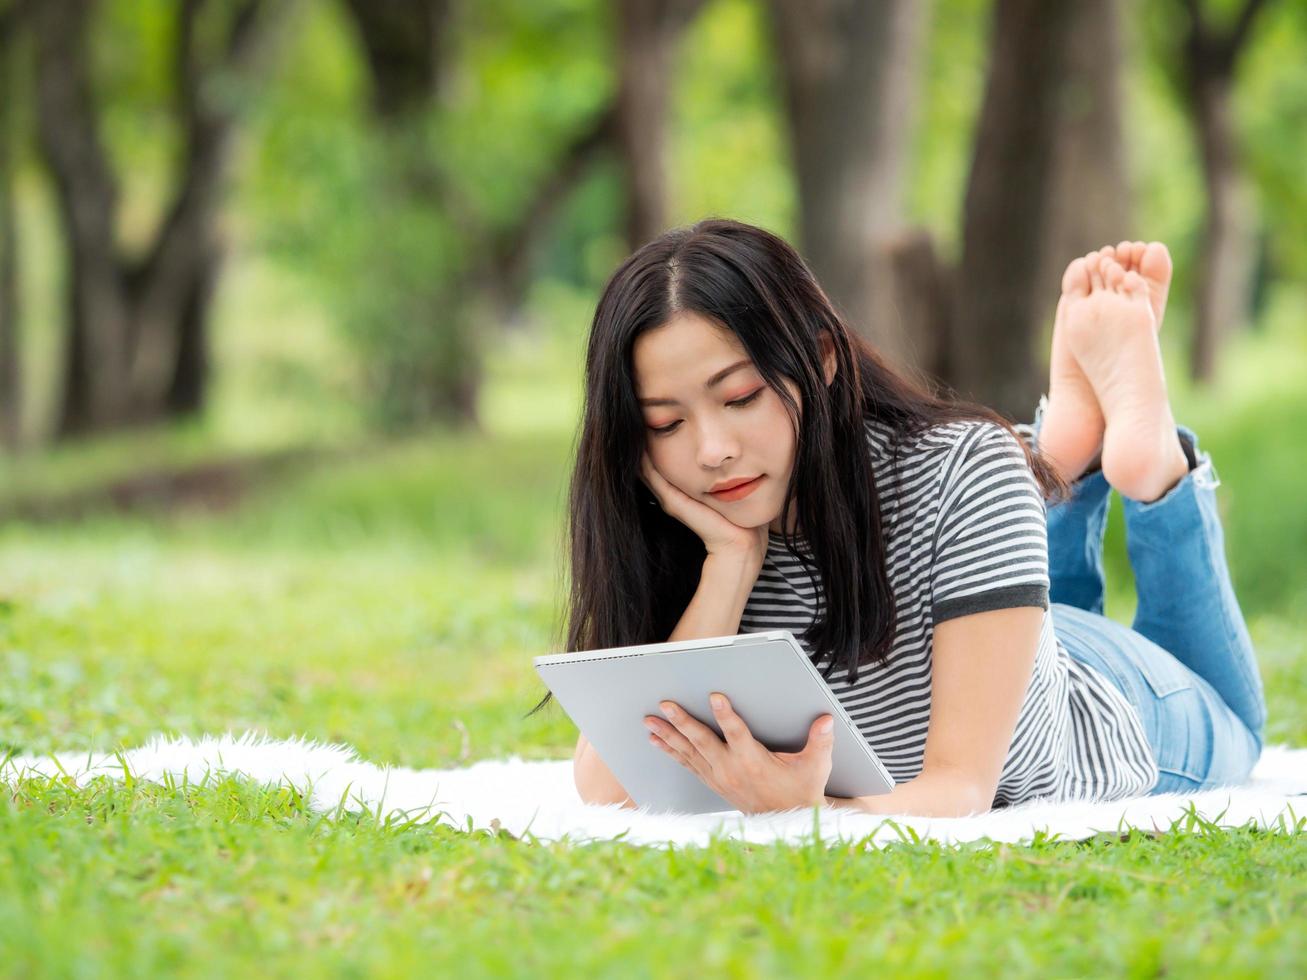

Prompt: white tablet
[535,629,895,814]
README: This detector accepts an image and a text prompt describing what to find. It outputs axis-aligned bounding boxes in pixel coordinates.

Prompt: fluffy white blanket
[3,732,1303,849]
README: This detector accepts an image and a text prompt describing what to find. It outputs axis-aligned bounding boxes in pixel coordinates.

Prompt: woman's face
[632,312,833,534]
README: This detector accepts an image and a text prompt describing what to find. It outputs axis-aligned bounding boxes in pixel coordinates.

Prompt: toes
[1140,241,1173,285]
[1062,257,1090,298]
[1116,241,1133,269]
[1122,271,1153,320]
[1105,259,1125,290]
[1086,251,1105,291]
[1122,270,1147,298]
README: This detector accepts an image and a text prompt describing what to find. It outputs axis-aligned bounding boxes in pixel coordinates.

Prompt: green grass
[3,289,1307,975]
[2,776,1304,977]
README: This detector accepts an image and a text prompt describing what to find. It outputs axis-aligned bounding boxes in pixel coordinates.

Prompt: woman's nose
[695,419,741,468]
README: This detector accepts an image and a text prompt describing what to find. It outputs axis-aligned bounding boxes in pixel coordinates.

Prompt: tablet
[535,630,895,814]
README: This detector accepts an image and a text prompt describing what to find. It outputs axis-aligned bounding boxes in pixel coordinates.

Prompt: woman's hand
[644,693,835,814]
[640,452,769,567]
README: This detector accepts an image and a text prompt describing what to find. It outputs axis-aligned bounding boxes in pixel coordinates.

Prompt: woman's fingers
[643,453,696,520]
[640,452,665,503]
[639,450,768,565]
[641,451,667,493]
[648,708,715,781]
[708,694,756,750]
[658,702,727,760]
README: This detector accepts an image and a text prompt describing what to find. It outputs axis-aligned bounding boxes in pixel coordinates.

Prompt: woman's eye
[728,388,763,408]
[648,389,761,437]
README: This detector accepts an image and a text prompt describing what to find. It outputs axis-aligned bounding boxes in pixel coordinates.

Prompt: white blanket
[4,731,1304,848]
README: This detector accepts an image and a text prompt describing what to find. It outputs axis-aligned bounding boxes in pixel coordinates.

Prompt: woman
[533,218,1265,816]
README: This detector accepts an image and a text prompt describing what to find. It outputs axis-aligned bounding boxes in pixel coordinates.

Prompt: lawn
[1,303,1305,976]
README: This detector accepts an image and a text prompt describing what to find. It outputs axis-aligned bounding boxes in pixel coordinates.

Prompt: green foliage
[909,0,991,247]
[1135,0,1307,327]
[670,0,793,235]
[245,35,475,427]
[1240,3,1307,279]
[441,0,611,228]
[239,0,613,431]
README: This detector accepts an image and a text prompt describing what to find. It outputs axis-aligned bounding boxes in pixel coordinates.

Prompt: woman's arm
[574,551,765,807]
[666,551,764,642]
[826,604,1044,817]
[573,735,637,808]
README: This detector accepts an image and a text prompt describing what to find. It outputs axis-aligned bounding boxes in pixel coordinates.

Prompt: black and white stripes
[739,417,1159,806]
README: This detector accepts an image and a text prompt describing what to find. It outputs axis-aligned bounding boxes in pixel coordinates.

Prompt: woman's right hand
[640,452,769,568]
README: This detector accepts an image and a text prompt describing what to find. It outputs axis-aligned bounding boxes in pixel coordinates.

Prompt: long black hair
[526,218,1066,717]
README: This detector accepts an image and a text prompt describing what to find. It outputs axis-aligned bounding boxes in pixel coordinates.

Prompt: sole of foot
[1105,240,1172,329]
[1061,251,1189,503]
[1040,279,1106,484]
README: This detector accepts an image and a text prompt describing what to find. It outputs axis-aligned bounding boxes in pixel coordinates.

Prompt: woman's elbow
[964,778,1000,815]
[930,764,997,816]
[573,743,638,809]
[955,783,995,816]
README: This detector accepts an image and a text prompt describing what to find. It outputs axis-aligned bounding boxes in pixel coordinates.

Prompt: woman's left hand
[645,694,835,814]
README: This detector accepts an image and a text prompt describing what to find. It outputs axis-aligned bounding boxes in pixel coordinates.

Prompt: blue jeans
[1034,414,1266,793]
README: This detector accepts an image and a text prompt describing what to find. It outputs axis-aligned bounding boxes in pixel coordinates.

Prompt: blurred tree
[614,0,706,249]
[335,0,628,428]
[766,0,926,368]
[343,0,450,121]
[1174,0,1272,381]
[337,0,480,424]
[30,0,284,438]
[769,0,1130,418]
[1236,3,1307,288]
[0,0,21,450]
[885,0,1126,419]
[1039,0,1131,315]
[951,0,1078,416]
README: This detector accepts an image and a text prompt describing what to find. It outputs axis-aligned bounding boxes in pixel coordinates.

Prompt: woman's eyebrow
[638,359,754,406]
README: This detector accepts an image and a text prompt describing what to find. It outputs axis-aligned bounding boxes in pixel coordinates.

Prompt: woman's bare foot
[1038,242,1173,485]
[1107,240,1172,329]
[1037,261,1108,483]
[1061,251,1189,503]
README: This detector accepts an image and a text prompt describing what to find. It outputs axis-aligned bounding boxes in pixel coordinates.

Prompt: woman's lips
[710,475,764,501]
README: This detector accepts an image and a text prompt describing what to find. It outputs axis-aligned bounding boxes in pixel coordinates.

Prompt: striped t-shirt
[739,416,1159,806]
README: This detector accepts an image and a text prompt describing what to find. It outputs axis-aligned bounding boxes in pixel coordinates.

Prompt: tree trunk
[1039,0,1130,321]
[165,245,219,415]
[342,0,450,122]
[884,229,954,385]
[341,0,645,427]
[31,0,278,439]
[1189,73,1257,381]
[1179,0,1268,383]
[953,0,1077,418]
[614,0,706,251]
[342,0,485,430]
[0,0,21,450]
[767,0,926,369]
[32,0,134,435]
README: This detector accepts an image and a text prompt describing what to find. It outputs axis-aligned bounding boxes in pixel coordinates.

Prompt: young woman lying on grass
[534,218,1267,817]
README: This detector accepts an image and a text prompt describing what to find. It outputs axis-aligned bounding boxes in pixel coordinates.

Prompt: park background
[1,0,1305,976]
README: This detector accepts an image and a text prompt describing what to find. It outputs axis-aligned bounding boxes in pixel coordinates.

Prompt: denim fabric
[1032,408,1266,793]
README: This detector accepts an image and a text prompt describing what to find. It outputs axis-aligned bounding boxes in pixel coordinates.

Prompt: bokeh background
[0,0,1305,761]
[1,6,1306,974]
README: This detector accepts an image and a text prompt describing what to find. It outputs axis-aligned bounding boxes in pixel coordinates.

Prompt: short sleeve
[930,422,1050,624]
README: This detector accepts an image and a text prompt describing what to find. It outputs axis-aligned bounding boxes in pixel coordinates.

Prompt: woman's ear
[820,331,837,386]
